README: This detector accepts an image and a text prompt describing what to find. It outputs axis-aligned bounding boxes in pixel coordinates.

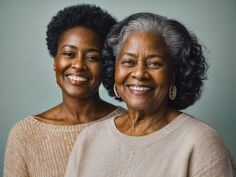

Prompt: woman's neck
[115,107,180,136]
[37,92,116,125]
[62,94,99,117]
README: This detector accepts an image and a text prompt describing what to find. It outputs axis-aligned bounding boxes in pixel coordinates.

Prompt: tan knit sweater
[3,107,126,177]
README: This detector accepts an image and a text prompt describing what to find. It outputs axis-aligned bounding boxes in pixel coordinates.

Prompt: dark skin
[36,27,116,125]
[114,31,180,136]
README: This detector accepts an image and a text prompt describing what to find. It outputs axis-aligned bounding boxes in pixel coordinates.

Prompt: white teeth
[67,75,88,81]
[129,86,151,91]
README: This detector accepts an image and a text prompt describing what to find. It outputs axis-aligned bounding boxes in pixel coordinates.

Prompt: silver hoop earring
[113,84,120,98]
[169,85,177,100]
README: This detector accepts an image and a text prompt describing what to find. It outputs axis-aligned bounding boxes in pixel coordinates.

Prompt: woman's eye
[146,61,162,69]
[121,59,135,67]
[63,52,75,58]
[85,55,100,62]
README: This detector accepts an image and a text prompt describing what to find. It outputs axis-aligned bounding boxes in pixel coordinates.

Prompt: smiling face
[115,31,174,112]
[54,27,102,99]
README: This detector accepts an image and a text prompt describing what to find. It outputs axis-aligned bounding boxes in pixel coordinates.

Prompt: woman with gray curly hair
[65,12,235,177]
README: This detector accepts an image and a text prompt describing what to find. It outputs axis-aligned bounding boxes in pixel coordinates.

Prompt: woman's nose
[131,63,149,80]
[71,56,87,70]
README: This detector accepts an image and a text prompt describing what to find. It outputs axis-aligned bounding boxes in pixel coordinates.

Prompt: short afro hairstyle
[46,4,117,58]
[102,12,208,110]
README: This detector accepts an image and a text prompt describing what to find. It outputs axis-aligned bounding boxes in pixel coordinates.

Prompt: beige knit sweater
[3,107,126,177]
[65,113,236,177]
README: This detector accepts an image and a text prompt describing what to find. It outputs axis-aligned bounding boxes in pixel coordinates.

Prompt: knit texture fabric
[3,107,126,177]
[65,113,236,177]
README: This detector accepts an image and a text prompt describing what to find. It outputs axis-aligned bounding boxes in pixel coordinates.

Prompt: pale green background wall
[1,0,235,175]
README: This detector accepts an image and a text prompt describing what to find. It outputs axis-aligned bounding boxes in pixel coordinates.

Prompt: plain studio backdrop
[0,0,235,174]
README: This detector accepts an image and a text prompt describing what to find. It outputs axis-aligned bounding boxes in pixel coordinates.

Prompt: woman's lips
[129,85,151,91]
[66,75,89,85]
[127,84,152,96]
[67,75,88,82]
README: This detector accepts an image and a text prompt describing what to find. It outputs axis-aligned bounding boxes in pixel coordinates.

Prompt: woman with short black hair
[4,4,126,177]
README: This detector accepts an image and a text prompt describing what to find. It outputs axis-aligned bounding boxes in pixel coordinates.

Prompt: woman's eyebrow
[61,44,77,49]
[86,48,100,53]
[146,54,162,59]
[122,52,137,57]
[61,44,100,53]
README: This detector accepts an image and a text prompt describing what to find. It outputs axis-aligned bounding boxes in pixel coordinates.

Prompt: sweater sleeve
[4,124,29,177]
[189,130,236,177]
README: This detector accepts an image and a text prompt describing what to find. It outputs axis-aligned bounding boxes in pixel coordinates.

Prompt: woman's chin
[126,102,150,112]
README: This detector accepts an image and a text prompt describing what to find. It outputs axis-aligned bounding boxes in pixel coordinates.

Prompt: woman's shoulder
[177,113,231,153]
[180,113,233,156]
[6,116,39,144]
[180,113,218,135]
[9,116,38,133]
[180,113,236,176]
